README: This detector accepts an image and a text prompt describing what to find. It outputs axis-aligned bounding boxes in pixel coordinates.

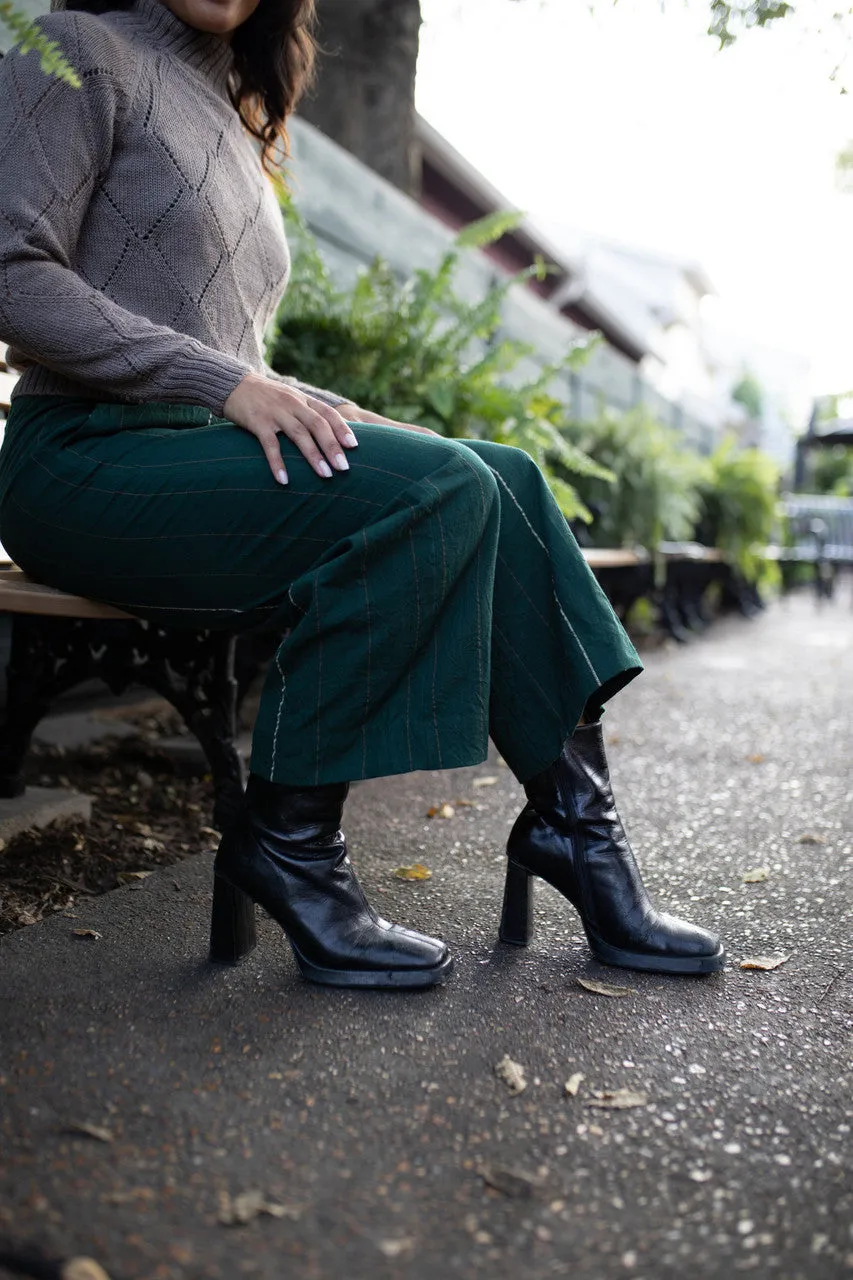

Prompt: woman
[0,0,725,988]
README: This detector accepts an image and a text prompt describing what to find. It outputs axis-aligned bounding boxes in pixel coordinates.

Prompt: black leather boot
[210,775,453,989]
[500,722,725,974]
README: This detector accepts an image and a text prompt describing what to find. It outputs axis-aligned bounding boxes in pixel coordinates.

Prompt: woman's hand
[334,403,441,438]
[223,373,360,484]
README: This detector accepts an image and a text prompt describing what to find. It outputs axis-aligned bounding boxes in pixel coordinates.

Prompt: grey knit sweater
[0,0,346,413]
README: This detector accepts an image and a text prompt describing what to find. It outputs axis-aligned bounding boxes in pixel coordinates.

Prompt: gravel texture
[0,592,850,1280]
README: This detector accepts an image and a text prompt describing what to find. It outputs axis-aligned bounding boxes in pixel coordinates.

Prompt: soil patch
[0,707,221,936]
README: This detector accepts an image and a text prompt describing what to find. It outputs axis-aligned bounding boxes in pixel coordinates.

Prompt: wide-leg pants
[0,397,642,785]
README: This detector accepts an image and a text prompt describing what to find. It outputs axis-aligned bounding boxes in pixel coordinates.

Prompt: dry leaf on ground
[797,832,827,846]
[72,928,102,940]
[393,863,432,881]
[64,1121,113,1143]
[564,1072,585,1097]
[377,1239,416,1259]
[426,803,455,819]
[494,1054,527,1095]
[742,867,770,883]
[586,1089,648,1110]
[117,870,153,884]
[740,955,790,971]
[472,776,499,788]
[747,753,765,764]
[480,1164,544,1198]
[576,978,637,998]
[218,1189,299,1226]
[63,1261,112,1280]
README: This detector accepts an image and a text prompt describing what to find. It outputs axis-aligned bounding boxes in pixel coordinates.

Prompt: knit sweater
[0,0,347,413]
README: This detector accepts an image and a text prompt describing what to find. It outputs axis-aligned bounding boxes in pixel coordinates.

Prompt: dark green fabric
[0,396,642,784]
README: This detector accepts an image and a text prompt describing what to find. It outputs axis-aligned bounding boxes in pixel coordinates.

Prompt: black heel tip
[498,929,531,948]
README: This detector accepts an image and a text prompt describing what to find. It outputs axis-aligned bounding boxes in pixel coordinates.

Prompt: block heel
[499,860,534,946]
[209,873,257,964]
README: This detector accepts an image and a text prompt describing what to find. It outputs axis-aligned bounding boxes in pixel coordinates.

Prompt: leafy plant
[696,436,781,580]
[268,202,613,520]
[565,405,708,550]
[0,4,81,86]
[808,444,853,497]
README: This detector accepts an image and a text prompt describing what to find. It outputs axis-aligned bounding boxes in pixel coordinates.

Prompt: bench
[0,545,658,823]
[581,543,738,641]
[0,565,245,829]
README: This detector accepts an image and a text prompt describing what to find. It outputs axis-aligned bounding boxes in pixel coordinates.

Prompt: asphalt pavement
[1,591,851,1280]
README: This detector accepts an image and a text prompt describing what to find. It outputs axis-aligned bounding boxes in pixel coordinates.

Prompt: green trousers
[0,397,641,785]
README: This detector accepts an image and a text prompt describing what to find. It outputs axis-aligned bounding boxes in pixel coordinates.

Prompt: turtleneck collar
[125,0,236,97]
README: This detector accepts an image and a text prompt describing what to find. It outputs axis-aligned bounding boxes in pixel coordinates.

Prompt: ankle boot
[210,775,453,989]
[500,722,725,974]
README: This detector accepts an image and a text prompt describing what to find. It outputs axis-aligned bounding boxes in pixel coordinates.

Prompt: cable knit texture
[0,0,347,413]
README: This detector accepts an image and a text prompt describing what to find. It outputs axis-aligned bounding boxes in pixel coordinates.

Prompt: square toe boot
[499,723,726,975]
[210,775,453,989]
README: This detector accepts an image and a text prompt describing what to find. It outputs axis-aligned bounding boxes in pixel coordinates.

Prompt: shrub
[697,437,781,582]
[566,406,708,549]
[267,203,613,521]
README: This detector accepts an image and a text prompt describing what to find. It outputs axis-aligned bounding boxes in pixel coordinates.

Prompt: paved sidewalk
[1,593,851,1280]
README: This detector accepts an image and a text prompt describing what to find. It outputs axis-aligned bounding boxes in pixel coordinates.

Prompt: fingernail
[277,469,288,485]
[317,460,333,479]
[335,453,349,472]
[343,431,358,447]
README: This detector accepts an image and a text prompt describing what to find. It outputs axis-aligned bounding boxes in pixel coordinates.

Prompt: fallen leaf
[576,978,637,998]
[64,1121,113,1143]
[797,832,826,846]
[586,1089,648,1110]
[377,1239,415,1258]
[740,955,790,971]
[393,863,432,881]
[141,836,166,853]
[103,1188,156,1205]
[747,753,765,764]
[72,929,102,941]
[472,776,499,788]
[200,826,221,840]
[742,867,770,883]
[480,1164,545,1198]
[131,821,153,837]
[117,870,153,884]
[564,1072,585,1097]
[453,798,476,807]
[494,1054,527,1095]
[426,803,455,819]
[218,1189,299,1226]
[63,1261,112,1280]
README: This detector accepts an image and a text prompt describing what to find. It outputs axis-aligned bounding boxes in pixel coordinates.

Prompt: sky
[415,0,853,399]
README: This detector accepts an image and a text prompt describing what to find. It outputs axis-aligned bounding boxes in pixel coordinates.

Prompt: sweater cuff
[170,349,252,416]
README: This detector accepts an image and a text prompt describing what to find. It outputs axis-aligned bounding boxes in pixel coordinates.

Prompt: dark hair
[64,0,318,175]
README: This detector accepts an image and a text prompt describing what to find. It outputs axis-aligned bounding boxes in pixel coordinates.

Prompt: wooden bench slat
[581,548,648,569]
[0,568,131,619]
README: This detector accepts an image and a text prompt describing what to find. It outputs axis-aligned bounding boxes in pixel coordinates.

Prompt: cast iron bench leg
[0,616,245,831]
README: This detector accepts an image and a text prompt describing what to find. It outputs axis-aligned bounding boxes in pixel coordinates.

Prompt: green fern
[268,201,606,519]
[0,4,81,86]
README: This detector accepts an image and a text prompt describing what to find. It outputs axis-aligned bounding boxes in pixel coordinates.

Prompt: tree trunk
[299,0,423,196]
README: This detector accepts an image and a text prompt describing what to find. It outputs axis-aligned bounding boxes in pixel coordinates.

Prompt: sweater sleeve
[0,14,251,415]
